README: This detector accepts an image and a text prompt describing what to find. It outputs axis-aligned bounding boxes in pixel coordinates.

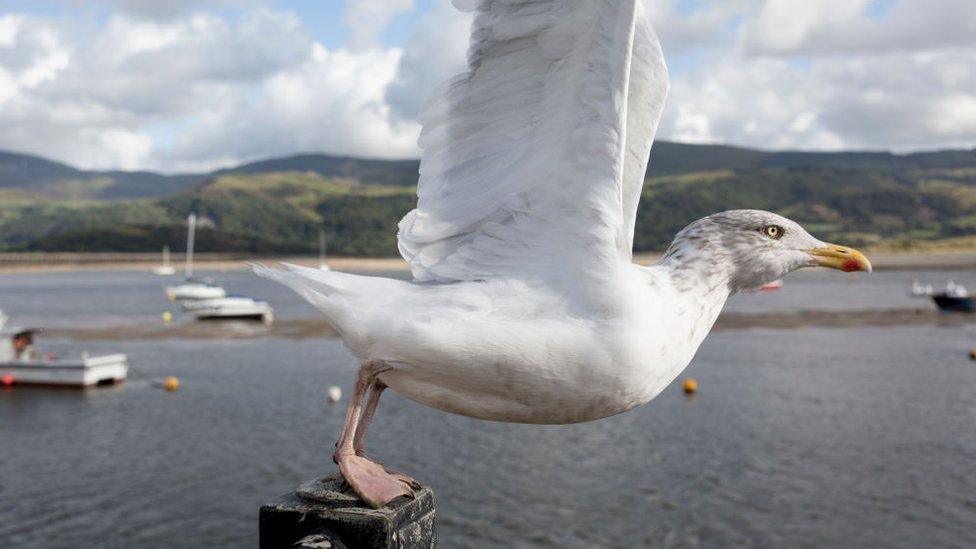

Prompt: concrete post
[259,476,436,548]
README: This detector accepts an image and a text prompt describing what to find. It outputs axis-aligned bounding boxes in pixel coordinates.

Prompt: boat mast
[185,213,196,279]
[319,229,327,264]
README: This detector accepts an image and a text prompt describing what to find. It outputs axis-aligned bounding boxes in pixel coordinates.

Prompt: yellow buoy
[682,377,698,395]
[163,376,180,392]
[162,311,173,324]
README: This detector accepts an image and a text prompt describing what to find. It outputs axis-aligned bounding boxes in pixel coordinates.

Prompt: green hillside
[5,165,976,255]
[2,172,415,254]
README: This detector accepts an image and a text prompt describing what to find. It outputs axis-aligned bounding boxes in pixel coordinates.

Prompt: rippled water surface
[1,268,976,548]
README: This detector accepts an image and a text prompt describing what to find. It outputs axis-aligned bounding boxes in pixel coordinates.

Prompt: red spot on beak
[843,260,861,272]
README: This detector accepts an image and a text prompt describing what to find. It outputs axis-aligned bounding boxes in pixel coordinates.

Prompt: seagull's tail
[251,262,354,334]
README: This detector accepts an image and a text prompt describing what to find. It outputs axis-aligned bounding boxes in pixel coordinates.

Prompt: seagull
[257,0,871,508]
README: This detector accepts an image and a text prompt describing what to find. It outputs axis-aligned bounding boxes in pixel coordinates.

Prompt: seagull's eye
[761,225,784,240]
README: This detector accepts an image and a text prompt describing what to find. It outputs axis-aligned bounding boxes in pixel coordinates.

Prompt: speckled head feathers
[662,210,826,293]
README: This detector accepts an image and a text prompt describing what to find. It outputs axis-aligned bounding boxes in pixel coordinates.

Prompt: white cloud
[385,2,471,120]
[659,44,976,152]
[0,10,319,170]
[342,0,414,51]
[642,0,753,55]
[169,45,421,171]
[58,0,258,20]
[742,0,976,56]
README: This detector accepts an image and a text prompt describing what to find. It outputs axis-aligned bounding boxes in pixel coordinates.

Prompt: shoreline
[41,307,970,342]
[0,254,411,274]
[5,251,976,274]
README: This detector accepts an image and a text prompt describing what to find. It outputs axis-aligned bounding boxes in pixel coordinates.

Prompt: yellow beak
[807,243,872,273]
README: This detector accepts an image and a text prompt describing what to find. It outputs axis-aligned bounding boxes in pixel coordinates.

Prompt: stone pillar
[259,476,436,548]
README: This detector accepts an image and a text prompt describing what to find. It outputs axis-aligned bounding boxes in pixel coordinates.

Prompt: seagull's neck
[657,248,735,302]
[634,259,730,371]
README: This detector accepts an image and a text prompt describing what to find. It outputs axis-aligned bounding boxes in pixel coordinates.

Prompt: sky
[0,0,974,172]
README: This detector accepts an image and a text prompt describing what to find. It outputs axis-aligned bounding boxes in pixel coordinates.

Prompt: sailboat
[152,245,176,276]
[164,214,226,301]
[318,229,330,271]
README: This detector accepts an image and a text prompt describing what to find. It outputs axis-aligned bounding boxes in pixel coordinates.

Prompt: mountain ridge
[3,141,975,200]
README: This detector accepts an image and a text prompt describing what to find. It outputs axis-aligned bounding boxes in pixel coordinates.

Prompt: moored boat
[911,279,934,297]
[166,280,227,301]
[931,281,976,312]
[152,245,176,276]
[0,326,128,387]
[190,296,274,323]
[164,213,227,301]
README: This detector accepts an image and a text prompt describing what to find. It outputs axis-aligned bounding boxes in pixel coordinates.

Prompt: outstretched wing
[397,0,668,282]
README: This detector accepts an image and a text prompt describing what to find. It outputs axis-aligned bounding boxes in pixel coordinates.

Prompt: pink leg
[333,361,418,508]
[354,379,387,456]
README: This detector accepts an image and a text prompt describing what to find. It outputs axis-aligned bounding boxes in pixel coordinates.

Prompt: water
[1,269,976,548]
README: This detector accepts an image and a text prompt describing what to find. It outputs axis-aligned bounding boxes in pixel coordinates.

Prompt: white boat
[911,280,934,297]
[945,280,969,298]
[0,326,128,387]
[180,295,261,311]
[191,296,274,323]
[167,281,226,301]
[165,213,226,301]
[152,245,176,276]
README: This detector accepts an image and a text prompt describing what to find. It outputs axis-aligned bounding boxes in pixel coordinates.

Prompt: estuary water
[1,268,975,548]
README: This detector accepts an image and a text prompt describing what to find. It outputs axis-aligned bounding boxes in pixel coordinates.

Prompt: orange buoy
[1,374,13,387]
[682,377,698,394]
[969,348,976,360]
[162,376,180,392]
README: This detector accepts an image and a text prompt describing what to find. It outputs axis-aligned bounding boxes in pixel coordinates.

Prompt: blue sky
[0,0,431,48]
[0,1,973,171]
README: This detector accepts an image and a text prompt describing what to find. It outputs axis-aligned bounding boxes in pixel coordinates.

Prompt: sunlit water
[1,268,975,548]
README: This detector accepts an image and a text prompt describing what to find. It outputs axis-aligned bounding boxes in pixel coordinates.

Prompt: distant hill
[2,142,974,200]
[215,154,421,188]
[3,141,976,255]
[645,142,976,176]
[0,150,198,200]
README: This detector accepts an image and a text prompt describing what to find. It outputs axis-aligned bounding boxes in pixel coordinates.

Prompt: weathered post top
[259,476,436,549]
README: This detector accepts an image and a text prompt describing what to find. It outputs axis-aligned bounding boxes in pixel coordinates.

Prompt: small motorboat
[931,281,976,312]
[152,245,176,276]
[0,324,128,387]
[190,296,274,324]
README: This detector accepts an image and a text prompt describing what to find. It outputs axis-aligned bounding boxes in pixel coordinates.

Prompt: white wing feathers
[398,0,668,283]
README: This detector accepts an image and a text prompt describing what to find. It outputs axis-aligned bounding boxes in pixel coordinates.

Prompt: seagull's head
[663,209,872,293]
